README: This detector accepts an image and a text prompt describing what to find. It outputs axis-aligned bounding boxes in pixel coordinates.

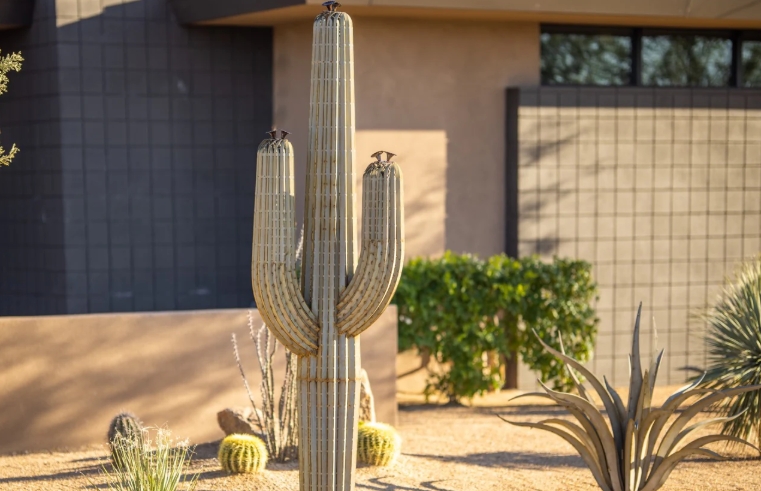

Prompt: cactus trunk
[251,4,404,491]
[299,10,357,491]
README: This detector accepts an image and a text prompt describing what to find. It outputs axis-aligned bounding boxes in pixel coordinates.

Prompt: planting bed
[1,395,760,491]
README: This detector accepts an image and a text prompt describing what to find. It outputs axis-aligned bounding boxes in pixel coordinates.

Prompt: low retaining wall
[0,307,397,455]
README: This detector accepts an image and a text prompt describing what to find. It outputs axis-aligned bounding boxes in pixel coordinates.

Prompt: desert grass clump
[698,257,761,452]
[501,303,761,491]
[218,434,268,473]
[107,412,144,469]
[357,422,402,467]
[95,427,198,491]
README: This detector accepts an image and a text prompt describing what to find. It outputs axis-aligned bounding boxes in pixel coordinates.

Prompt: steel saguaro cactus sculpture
[251,2,405,490]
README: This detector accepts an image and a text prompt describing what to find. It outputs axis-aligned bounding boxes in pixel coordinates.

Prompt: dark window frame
[541,24,761,88]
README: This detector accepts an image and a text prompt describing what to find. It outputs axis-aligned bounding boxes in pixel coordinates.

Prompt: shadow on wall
[0,308,399,455]
[515,119,587,257]
[356,131,447,259]
[0,309,255,454]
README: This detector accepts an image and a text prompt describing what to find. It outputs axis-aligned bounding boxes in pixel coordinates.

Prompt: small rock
[358,369,376,423]
[217,407,264,437]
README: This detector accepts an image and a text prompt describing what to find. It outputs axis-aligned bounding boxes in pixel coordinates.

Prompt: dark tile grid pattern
[516,87,761,387]
[0,0,273,314]
[0,1,67,315]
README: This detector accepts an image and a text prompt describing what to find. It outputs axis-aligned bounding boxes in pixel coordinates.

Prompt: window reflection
[541,33,632,85]
[743,40,761,87]
[641,35,732,87]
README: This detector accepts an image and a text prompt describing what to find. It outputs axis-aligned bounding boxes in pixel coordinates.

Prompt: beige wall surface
[0,307,397,455]
[274,17,540,259]
[515,87,761,389]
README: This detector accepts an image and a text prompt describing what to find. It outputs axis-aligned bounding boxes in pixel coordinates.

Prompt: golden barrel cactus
[357,422,402,467]
[218,434,268,474]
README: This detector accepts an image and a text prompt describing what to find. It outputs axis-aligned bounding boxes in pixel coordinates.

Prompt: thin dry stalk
[232,311,299,462]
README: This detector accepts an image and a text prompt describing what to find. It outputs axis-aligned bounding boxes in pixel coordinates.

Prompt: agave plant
[501,303,760,491]
[698,258,761,452]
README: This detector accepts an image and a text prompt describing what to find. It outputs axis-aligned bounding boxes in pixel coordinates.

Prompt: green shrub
[393,251,598,402]
[698,257,761,453]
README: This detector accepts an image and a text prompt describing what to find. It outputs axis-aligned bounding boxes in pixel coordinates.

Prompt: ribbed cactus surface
[357,422,402,467]
[218,434,268,474]
[107,412,144,468]
[250,3,404,491]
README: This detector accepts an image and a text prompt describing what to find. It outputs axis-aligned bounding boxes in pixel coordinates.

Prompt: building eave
[168,0,761,27]
[0,0,35,29]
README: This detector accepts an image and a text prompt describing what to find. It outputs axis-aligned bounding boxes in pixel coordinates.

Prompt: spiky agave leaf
[698,257,761,452]
[501,302,761,491]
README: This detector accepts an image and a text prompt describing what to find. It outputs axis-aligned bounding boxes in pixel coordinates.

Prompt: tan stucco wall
[274,17,540,258]
[0,307,397,455]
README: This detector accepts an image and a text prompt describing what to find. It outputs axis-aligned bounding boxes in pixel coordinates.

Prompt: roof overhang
[0,0,35,30]
[168,0,761,28]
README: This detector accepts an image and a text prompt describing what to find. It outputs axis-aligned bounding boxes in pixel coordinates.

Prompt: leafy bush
[698,257,761,453]
[393,251,598,402]
[0,50,23,167]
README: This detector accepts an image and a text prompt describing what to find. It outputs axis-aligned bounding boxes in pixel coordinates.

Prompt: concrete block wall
[0,0,273,315]
[0,1,66,315]
[513,87,761,388]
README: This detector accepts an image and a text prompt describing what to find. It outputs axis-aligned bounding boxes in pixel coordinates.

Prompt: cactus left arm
[337,161,404,337]
[252,138,320,356]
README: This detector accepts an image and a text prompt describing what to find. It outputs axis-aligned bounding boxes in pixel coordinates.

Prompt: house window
[641,34,732,87]
[743,39,761,87]
[541,26,761,88]
[541,32,632,85]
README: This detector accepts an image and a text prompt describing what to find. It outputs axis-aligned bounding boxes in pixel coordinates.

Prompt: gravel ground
[1,403,760,491]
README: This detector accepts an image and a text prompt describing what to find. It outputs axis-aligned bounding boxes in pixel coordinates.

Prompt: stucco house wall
[273,17,540,259]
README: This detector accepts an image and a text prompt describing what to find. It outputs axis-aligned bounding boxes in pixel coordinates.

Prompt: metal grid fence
[510,87,761,388]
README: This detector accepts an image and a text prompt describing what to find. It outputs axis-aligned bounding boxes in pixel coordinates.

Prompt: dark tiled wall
[0,0,273,315]
[0,1,66,315]
[511,86,761,387]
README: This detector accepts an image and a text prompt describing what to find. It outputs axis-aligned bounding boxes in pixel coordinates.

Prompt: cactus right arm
[337,160,404,337]
[252,139,319,357]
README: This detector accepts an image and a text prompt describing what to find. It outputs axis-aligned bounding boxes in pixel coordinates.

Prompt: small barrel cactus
[218,434,268,474]
[357,422,402,467]
[107,412,144,468]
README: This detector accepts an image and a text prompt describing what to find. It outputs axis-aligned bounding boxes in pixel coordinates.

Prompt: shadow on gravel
[358,476,457,491]
[405,450,586,469]
[0,463,101,484]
